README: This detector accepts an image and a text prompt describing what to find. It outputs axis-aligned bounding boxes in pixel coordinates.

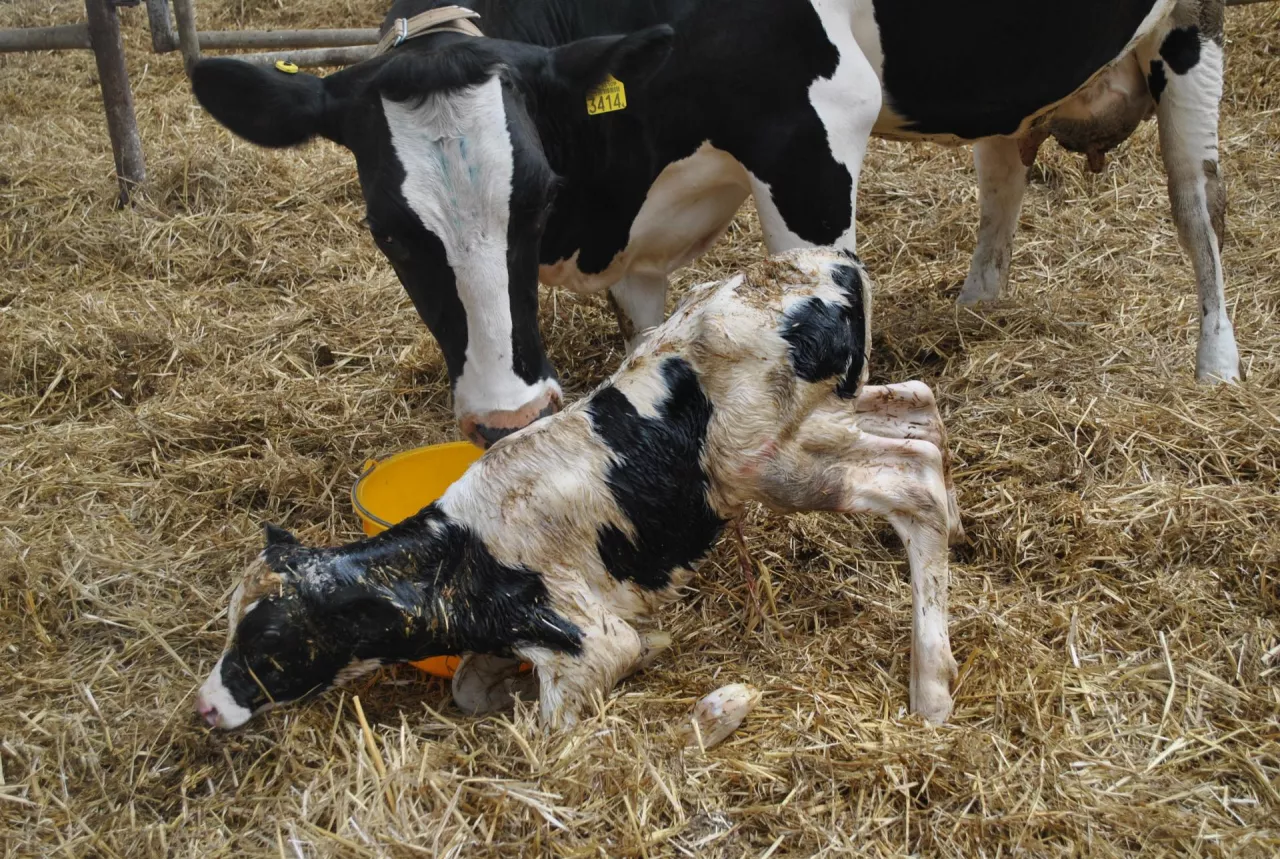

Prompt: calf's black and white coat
[195,250,963,731]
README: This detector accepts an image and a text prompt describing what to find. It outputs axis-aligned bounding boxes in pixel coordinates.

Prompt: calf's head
[195,526,384,729]
[191,24,673,446]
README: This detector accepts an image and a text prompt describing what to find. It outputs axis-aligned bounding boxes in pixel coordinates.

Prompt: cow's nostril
[473,422,519,447]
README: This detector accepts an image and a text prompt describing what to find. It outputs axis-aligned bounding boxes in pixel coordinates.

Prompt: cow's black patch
[781,265,866,399]
[1160,26,1202,76]
[587,357,724,591]
[1147,59,1168,103]
[873,0,1161,138]
[218,506,583,716]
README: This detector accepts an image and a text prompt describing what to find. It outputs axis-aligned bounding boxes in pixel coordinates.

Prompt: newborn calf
[195,249,962,730]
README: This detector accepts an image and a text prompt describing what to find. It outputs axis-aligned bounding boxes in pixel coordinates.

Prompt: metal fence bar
[84,0,146,204]
[145,0,178,53]
[198,28,378,50]
[235,45,375,68]
[171,0,201,72]
[0,23,91,52]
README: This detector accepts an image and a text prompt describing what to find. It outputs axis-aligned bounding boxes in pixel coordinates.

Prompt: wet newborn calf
[195,249,963,731]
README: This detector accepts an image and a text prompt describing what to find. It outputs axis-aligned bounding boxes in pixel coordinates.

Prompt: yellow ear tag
[274,60,300,74]
[586,75,626,116]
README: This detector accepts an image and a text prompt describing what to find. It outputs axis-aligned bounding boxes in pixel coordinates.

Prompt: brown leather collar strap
[372,5,484,56]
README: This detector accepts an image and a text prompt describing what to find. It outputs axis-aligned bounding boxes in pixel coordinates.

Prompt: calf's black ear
[261,522,305,573]
[192,58,343,148]
[549,25,674,93]
[263,523,301,547]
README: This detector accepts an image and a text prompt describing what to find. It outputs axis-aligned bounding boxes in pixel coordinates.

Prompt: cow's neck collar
[373,5,484,56]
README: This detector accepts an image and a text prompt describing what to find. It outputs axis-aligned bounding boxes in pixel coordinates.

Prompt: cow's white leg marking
[754,403,958,724]
[608,272,668,353]
[750,3,882,254]
[520,611,644,729]
[958,136,1028,305]
[1150,38,1240,383]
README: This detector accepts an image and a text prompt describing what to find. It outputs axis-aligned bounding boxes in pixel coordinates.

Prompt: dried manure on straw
[1,1,1278,856]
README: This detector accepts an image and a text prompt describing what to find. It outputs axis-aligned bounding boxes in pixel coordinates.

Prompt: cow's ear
[192,58,345,148]
[548,25,674,94]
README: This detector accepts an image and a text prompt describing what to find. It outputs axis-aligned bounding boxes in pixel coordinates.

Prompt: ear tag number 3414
[587,75,627,116]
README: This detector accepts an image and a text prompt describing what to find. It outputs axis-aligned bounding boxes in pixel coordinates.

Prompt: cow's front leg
[520,612,645,729]
[754,417,958,723]
[744,25,880,256]
[1143,23,1240,383]
[607,272,668,354]
[958,136,1028,305]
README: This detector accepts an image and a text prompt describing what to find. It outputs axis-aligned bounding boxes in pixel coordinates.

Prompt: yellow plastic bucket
[351,441,482,677]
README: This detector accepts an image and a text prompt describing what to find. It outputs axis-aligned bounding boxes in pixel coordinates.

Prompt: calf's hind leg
[754,413,958,723]
[850,382,963,544]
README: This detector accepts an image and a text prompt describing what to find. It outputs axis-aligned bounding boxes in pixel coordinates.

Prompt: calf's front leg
[518,614,662,729]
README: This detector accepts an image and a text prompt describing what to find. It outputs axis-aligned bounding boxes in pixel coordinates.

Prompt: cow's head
[195,525,384,729]
[191,21,673,446]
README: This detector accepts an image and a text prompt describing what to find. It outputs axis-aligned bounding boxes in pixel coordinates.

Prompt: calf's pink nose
[195,698,219,728]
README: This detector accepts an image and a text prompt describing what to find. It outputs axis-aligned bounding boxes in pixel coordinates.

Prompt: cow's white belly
[539,142,752,295]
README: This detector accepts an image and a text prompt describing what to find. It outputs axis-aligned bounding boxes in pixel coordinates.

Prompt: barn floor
[2,2,1278,856]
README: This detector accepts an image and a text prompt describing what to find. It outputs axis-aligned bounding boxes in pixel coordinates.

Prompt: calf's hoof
[683,683,760,750]
[910,648,959,725]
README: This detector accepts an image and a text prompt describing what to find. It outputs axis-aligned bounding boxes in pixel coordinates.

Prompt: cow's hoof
[910,683,955,725]
[956,270,1003,306]
[683,683,760,750]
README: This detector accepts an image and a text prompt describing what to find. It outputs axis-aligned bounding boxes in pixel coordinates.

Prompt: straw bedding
[1,1,1277,855]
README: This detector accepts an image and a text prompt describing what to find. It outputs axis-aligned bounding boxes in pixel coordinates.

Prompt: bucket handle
[351,458,395,531]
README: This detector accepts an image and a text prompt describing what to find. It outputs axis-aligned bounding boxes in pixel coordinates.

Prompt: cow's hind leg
[958,136,1028,305]
[1144,14,1240,382]
[754,411,958,723]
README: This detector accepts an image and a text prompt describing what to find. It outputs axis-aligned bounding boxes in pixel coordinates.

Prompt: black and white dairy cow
[192,0,1240,445]
[195,250,964,730]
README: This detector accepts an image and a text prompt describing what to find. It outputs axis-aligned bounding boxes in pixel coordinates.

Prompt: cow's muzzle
[460,389,561,448]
